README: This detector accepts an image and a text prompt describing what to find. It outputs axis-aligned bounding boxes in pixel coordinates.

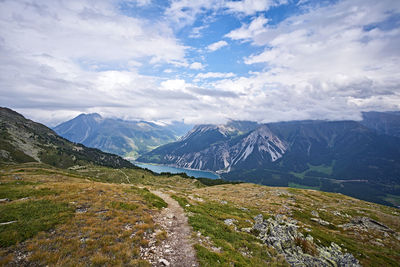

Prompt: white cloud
[207,40,228,51]
[220,0,400,121]
[225,15,269,41]
[0,0,186,64]
[1,0,399,126]
[195,72,236,79]
[225,0,287,15]
[161,79,187,91]
[189,62,205,70]
[165,0,223,27]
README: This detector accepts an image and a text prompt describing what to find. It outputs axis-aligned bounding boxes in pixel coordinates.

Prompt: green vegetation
[126,186,167,209]
[171,195,285,266]
[0,200,73,247]
[0,181,58,200]
[109,201,138,211]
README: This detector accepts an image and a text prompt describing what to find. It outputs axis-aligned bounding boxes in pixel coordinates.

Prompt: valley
[1,107,400,266]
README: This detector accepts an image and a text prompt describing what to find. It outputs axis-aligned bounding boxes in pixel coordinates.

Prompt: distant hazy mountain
[0,107,134,169]
[139,117,400,206]
[361,111,400,137]
[53,113,192,159]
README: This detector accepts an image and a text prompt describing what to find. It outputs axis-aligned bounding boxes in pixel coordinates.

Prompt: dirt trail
[141,190,198,267]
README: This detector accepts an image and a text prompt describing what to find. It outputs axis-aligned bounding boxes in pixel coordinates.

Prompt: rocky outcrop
[253,214,360,267]
[339,216,394,233]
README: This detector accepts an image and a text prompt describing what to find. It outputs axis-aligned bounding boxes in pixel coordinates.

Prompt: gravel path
[141,191,199,267]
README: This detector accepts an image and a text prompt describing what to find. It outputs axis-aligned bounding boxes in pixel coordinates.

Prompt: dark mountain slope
[0,107,134,168]
[139,119,400,206]
[360,111,400,137]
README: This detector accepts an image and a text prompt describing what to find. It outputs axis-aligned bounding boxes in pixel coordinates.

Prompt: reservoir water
[133,162,220,179]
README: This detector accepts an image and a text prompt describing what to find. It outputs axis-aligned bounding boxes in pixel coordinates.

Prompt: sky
[0,0,400,126]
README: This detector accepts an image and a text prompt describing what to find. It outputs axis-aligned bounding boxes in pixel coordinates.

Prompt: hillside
[138,117,400,206]
[0,107,133,169]
[0,163,399,266]
[0,109,399,266]
[54,113,192,159]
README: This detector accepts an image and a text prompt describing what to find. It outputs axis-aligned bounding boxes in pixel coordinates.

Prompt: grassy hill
[0,162,399,266]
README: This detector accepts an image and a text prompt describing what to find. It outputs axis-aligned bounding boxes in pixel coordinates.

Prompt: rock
[123,224,133,231]
[185,204,191,207]
[0,198,11,203]
[340,217,394,233]
[220,200,227,204]
[311,210,319,217]
[75,207,88,213]
[252,215,360,267]
[311,217,330,226]
[159,258,170,266]
[0,221,17,226]
[241,227,252,233]
[224,218,237,227]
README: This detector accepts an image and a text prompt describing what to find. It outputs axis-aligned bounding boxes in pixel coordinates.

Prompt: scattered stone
[252,214,360,266]
[0,221,17,226]
[311,210,319,217]
[123,224,133,231]
[339,217,394,233]
[240,207,249,212]
[13,175,22,180]
[241,227,252,233]
[0,198,11,203]
[76,207,88,213]
[185,204,191,207]
[333,211,342,217]
[220,200,227,205]
[159,258,170,266]
[95,209,109,214]
[16,197,30,201]
[224,218,237,226]
[311,217,330,226]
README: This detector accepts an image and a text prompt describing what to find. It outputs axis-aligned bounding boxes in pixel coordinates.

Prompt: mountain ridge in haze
[53,113,193,159]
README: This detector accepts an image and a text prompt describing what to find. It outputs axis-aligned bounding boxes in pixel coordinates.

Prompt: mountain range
[53,113,192,159]
[0,107,134,169]
[138,112,400,206]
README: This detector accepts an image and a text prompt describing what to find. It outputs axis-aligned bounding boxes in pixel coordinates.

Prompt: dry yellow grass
[0,163,163,266]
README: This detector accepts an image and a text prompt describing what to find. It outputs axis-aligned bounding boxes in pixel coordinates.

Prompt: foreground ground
[0,163,399,266]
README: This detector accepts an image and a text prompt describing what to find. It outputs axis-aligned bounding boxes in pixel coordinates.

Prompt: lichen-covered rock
[252,214,361,267]
[339,217,394,233]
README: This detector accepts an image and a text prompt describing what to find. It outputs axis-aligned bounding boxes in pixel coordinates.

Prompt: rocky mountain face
[138,122,287,171]
[139,116,400,206]
[54,113,192,159]
[0,107,134,168]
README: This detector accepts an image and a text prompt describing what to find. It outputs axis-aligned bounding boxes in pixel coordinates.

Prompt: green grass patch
[0,200,73,247]
[126,187,167,209]
[288,182,320,190]
[171,195,283,266]
[109,201,138,211]
[382,194,400,207]
[0,181,58,200]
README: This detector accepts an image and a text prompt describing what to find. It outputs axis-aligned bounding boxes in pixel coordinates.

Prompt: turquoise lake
[133,162,220,179]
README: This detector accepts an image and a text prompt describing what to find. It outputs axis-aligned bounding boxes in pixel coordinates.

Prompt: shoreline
[131,160,221,179]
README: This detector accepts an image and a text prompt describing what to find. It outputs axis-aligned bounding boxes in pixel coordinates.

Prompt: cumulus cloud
[189,62,205,70]
[1,0,399,126]
[225,0,287,15]
[225,15,269,41]
[195,72,236,79]
[207,40,228,51]
[222,0,400,121]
